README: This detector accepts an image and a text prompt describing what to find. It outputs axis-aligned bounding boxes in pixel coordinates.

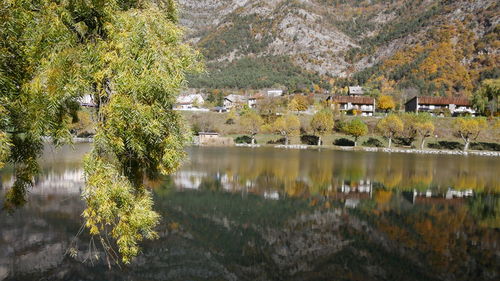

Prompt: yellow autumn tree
[342,118,368,147]
[310,109,334,146]
[417,41,473,96]
[271,114,301,145]
[413,114,435,149]
[377,95,396,113]
[288,95,309,111]
[239,110,264,145]
[453,117,487,151]
[376,114,404,148]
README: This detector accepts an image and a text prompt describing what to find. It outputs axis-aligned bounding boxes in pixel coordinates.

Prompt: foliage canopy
[377,95,396,112]
[453,117,488,151]
[310,109,334,145]
[376,114,403,148]
[472,79,500,116]
[239,110,264,144]
[342,118,368,146]
[269,114,300,145]
[1,0,201,264]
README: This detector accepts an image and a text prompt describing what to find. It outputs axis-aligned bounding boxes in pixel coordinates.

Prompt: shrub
[362,137,384,147]
[470,142,500,151]
[77,131,94,138]
[334,119,346,132]
[334,138,355,146]
[301,135,319,145]
[234,135,254,144]
[431,140,500,152]
[191,123,201,135]
[394,137,414,147]
[431,108,451,117]
[428,141,463,150]
[267,138,286,144]
[346,108,362,116]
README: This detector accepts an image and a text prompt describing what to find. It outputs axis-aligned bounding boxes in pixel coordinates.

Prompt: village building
[248,93,265,108]
[327,95,376,116]
[266,89,284,97]
[348,86,364,96]
[404,96,475,116]
[223,94,249,109]
[175,94,205,110]
[197,132,220,145]
[196,132,234,146]
[248,97,258,108]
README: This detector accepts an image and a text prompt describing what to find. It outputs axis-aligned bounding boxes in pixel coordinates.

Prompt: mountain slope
[178,0,499,95]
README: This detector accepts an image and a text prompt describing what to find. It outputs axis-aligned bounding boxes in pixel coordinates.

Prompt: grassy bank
[71,110,499,151]
[181,111,500,150]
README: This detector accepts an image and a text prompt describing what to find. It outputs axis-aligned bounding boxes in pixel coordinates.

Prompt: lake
[0,144,499,281]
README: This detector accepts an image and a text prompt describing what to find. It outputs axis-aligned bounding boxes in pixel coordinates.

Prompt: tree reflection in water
[0,145,498,280]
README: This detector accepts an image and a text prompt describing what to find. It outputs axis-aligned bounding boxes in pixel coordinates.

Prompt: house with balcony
[405,96,475,116]
[327,95,376,116]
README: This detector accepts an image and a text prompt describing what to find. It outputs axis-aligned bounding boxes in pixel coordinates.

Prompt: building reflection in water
[0,145,498,281]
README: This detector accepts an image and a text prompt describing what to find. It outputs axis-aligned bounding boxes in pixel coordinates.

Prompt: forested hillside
[178,0,499,96]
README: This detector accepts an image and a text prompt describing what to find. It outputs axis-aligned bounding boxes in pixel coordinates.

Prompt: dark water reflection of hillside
[0,145,499,281]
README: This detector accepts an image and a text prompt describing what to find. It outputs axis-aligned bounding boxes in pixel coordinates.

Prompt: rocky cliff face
[177,0,499,91]
[178,0,359,76]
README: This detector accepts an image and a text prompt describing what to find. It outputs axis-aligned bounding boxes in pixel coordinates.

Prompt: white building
[223,94,247,109]
[267,89,284,97]
[348,86,364,96]
[327,95,376,116]
[175,94,205,110]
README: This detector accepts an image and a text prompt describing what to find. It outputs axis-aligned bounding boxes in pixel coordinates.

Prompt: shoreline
[235,143,500,157]
[67,137,500,157]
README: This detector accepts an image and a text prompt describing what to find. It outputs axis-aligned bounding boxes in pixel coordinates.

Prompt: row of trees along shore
[236,108,499,151]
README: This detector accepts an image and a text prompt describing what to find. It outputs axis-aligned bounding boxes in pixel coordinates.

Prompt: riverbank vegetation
[181,110,500,152]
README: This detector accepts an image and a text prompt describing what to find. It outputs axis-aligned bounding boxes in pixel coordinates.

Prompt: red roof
[331,95,374,105]
[415,197,466,206]
[417,96,470,106]
[250,93,265,100]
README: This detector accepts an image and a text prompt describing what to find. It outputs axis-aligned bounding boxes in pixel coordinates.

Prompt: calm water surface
[0,145,499,281]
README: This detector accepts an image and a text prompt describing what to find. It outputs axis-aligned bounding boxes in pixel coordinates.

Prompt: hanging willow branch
[1,0,202,264]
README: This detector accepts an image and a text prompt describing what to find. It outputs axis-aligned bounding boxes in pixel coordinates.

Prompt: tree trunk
[420,138,426,150]
[464,139,470,151]
[251,136,255,145]
[354,137,358,147]
[388,137,392,148]
[318,136,322,146]
[285,136,289,146]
